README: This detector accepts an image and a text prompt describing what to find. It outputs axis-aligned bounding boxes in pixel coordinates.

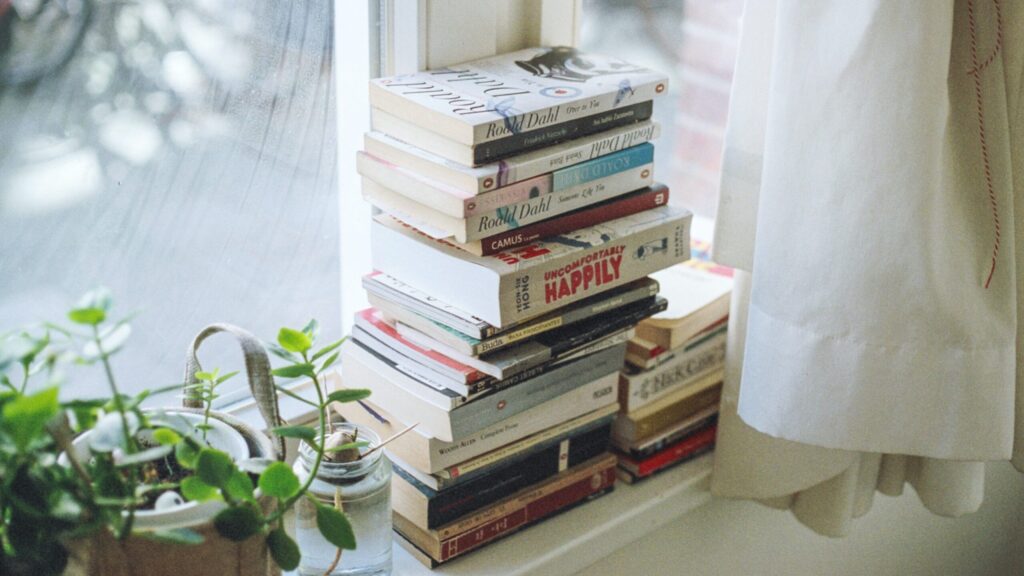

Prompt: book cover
[636,240,734,350]
[371,205,692,327]
[612,406,718,459]
[612,371,723,443]
[618,322,727,412]
[392,421,611,528]
[393,453,618,563]
[369,46,668,146]
[341,339,620,442]
[362,121,659,195]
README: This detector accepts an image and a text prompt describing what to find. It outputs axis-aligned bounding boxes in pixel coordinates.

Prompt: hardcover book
[616,424,717,483]
[362,121,659,195]
[392,420,611,528]
[369,46,667,153]
[371,205,692,327]
[393,453,618,564]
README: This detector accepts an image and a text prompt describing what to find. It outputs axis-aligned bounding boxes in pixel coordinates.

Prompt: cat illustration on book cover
[515,47,648,83]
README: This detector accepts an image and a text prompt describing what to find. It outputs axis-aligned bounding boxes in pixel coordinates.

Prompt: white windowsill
[393,453,714,576]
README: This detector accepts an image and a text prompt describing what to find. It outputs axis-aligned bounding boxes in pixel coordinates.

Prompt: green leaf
[267,527,301,571]
[1,387,59,451]
[258,462,301,499]
[176,440,200,469]
[325,389,372,405]
[271,363,316,379]
[213,505,263,542]
[196,449,234,488]
[216,370,239,385]
[271,425,317,441]
[278,328,312,354]
[143,528,205,546]
[194,371,215,381]
[316,504,357,550]
[180,476,220,502]
[152,428,181,446]
[67,307,106,326]
[301,319,320,341]
[311,337,346,362]
[224,470,255,502]
[75,287,113,314]
[319,351,340,373]
[266,342,300,363]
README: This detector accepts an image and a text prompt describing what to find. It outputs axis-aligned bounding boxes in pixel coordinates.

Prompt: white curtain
[710,0,1023,536]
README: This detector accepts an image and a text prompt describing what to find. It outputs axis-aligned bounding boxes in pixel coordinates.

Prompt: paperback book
[616,424,717,484]
[371,205,692,326]
[362,121,659,195]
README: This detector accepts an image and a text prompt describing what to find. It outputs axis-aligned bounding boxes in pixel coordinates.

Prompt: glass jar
[292,423,392,576]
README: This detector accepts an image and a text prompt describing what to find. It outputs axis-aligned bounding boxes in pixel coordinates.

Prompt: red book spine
[437,465,617,561]
[622,424,717,478]
[479,185,670,256]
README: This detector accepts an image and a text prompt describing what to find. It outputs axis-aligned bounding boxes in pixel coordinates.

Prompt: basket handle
[183,323,286,461]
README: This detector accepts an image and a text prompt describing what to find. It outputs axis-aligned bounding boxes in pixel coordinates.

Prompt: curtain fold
[710,0,1023,536]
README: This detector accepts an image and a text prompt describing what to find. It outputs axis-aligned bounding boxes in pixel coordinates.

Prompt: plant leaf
[1,387,59,451]
[142,528,205,546]
[67,308,106,326]
[271,425,317,441]
[267,527,301,571]
[152,428,181,445]
[224,470,255,502]
[180,476,220,502]
[175,440,200,469]
[325,389,372,405]
[311,337,346,362]
[271,364,316,380]
[301,319,320,341]
[216,370,239,385]
[277,328,312,354]
[196,449,234,488]
[258,462,300,500]
[319,351,340,373]
[316,504,357,550]
[266,342,300,363]
[213,505,263,542]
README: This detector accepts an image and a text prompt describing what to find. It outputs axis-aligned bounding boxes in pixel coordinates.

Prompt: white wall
[578,461,1024,576]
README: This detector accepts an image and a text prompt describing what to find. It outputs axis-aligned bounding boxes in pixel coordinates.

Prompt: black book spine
[416,424,612,528]
[472,101,654,165]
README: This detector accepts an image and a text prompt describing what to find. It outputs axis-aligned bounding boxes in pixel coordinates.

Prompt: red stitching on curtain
[966,0,1003,289]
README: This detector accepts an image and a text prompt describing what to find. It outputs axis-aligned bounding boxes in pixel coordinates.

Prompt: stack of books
[613,239,733,483]
[336,46,693,567]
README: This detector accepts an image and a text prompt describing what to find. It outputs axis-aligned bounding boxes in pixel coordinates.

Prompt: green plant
[186,368,239,443]
[0,290,368,575]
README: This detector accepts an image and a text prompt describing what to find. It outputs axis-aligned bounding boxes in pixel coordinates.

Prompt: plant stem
[91,325,138,540]
[201,377,214,443]
[19,363,29,394]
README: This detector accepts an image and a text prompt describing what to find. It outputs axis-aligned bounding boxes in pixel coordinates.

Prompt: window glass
[0,0,339,402]
[581,0,742,218]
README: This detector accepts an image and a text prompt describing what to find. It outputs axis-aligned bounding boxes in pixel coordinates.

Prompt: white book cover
[362,122,659,195]
[371,205,692,327]
[369,47,668,146]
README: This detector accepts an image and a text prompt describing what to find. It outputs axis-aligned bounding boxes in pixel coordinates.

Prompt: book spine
[478,185,669,256]
[421,425,611,527]
[427,376,619,472]
[470,82,663,145]
[363,272,493,338]
[448,344,624,438]
[437,462,618,561]
[490,121,659,190]
[497,211,691,326]
[622,412,718,459]
[620,425,717,478]
[620,328,727,412]
[615,382,723,441]
[463,173,552,217]
[464,163,653,241]
[472,101,653,164]
[438,405,614,481]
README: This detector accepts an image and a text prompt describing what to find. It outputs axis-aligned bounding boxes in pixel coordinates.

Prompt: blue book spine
[551,142,655,191]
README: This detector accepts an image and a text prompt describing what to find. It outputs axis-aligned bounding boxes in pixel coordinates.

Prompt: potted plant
[0,289,371,576]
